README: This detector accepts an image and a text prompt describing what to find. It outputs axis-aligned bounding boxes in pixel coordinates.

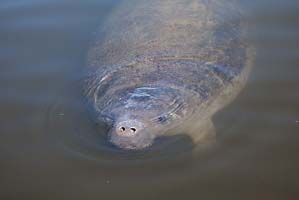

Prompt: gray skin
[84,0,253,150]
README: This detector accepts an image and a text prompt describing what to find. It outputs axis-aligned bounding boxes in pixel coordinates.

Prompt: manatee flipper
[187,118,216,144]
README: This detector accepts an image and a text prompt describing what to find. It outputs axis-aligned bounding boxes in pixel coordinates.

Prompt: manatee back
[85,0,252,115]
[87,0,246,72]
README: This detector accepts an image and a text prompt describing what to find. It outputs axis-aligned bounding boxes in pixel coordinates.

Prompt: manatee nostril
[120,127,125,132]
[130,128,136,132]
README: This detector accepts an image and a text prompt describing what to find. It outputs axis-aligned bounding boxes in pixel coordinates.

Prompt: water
[1,0,299,199]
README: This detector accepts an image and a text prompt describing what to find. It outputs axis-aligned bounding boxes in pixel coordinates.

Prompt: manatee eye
[97,113,114,125]
[157,116,168,123]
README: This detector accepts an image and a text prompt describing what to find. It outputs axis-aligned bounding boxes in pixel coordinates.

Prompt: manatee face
[94,86,189,150]
[109,116,156,150]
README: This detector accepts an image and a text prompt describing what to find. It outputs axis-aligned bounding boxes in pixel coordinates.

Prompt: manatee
[84,0,254,150]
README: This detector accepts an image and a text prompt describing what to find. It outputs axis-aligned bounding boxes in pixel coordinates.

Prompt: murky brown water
[1,0,299,199]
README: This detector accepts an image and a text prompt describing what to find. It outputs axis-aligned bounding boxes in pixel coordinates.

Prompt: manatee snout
[92,86,189,150]
[109,118,155,150]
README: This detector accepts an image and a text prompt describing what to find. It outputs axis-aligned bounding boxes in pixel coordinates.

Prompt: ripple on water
[44,94,207,167]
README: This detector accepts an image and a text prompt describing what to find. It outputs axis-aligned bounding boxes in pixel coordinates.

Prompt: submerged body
[84,0,253,149]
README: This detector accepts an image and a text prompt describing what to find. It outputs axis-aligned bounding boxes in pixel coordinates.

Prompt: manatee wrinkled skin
[84,0,253,150]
